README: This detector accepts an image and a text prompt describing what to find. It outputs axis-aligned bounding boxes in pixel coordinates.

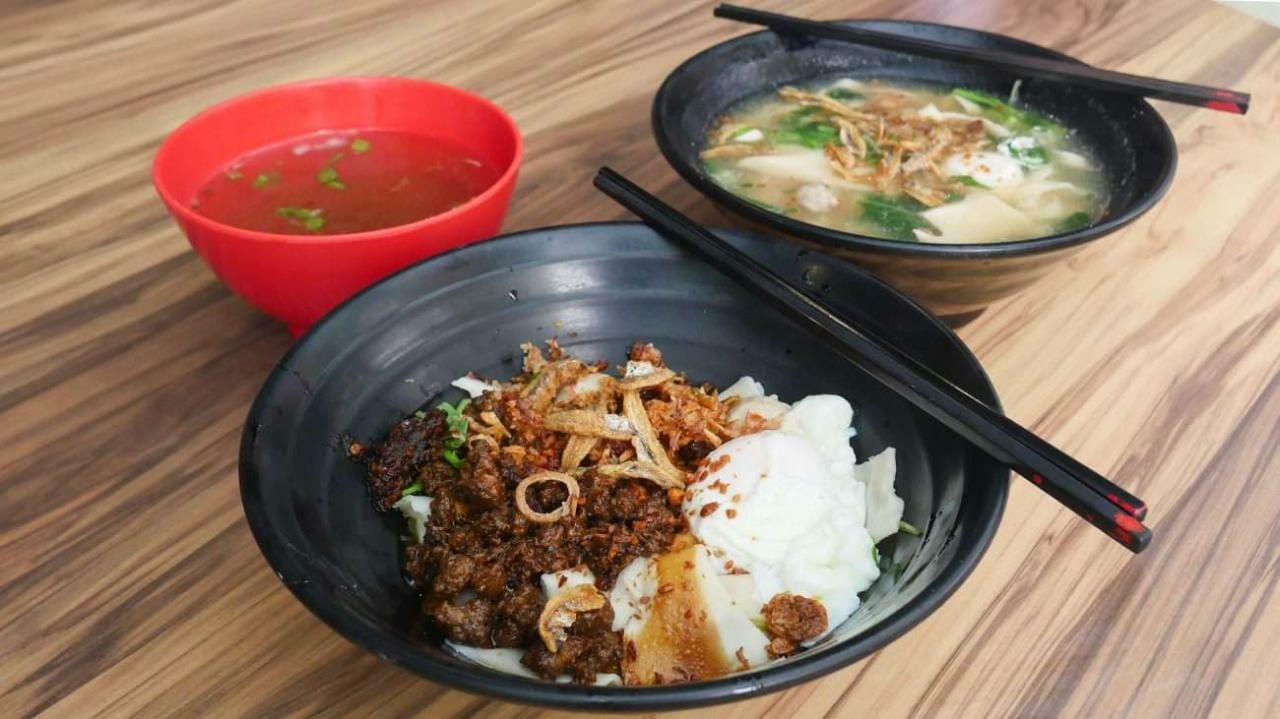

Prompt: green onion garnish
[276,206,325,232]
[438,399,471,467]
[316,166,345,190]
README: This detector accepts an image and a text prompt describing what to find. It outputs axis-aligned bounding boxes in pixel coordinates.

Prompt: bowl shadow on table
[706,208,1085,326]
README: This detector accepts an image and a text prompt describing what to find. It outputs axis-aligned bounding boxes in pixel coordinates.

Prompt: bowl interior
[240,222,1007,710]
[653,20,1175,253]
[155,76,520,207]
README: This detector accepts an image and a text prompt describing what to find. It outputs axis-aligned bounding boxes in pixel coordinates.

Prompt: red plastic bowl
[153,76,522,335]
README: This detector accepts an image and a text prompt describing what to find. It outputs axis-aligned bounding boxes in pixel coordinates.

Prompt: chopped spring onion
[275,206,325,232]
[438,399,471,468]
[316,166,345,190]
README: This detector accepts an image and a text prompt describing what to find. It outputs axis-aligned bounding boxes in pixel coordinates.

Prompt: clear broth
[193,130,499,235]
[702,79,1108,244]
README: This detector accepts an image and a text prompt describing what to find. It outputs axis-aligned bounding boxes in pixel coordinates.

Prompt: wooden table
[3,1,1278,716]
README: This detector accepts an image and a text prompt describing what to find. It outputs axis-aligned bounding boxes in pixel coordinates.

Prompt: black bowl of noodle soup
[652,20,1177,323]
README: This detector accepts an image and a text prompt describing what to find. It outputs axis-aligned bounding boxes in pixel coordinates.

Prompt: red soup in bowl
[154,77,522,335]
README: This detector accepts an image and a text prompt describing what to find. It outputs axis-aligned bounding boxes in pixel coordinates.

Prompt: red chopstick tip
[1111,511,1153,552]
[1030,473,1044,486]
[1113,512,1145,534]
[1105,492,1146,519]
[1206,100,1244,114]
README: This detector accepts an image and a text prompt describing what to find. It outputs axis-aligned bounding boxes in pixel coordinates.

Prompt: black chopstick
[714,4,1250,115]
[593,166,1152,553]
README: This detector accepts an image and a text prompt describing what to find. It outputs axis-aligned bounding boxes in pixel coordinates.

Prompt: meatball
[762,592,828,657]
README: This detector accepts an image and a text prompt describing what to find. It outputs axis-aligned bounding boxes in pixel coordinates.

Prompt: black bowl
[653,20,1177,323]
[239,222,1008,711]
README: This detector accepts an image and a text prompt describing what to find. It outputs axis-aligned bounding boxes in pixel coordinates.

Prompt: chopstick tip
[1111,511,1153,553]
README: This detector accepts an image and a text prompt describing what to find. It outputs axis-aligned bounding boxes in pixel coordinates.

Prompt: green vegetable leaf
[1023,146,1050,165]
[943,192,965,204]
[400,481,423,497]
[1002,139,1050,168]
[898,520,922,537]
[304,216,325,231]
[952,87,1066,136]
[827,87,863,101]
[859,194,937,241]
[1055,211,1092,233]
[952,175,990,189]
[351,137,371,154]
[771,107,839,149]
[951,87,1007,111]
[253,172,279,188]
[772,124,838,149]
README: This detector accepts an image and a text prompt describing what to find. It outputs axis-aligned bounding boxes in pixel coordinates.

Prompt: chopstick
[714,4,1250,115]
[593,166,1152,553]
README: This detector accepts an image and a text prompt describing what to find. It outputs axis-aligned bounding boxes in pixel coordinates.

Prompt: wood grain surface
[3,1,1279,717]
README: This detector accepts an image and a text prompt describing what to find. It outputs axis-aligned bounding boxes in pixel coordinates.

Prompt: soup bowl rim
[152,75,524,245]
